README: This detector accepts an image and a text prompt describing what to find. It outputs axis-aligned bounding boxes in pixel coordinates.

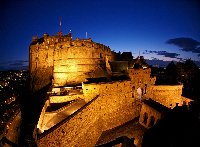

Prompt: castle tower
[29,30,114,92]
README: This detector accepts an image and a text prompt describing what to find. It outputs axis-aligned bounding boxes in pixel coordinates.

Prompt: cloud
[0,60,28,70]
[143,50,180,58]
[166,37,200,57]
[10,62,24,66]
[151,57,159,60]
[10,60,28,66]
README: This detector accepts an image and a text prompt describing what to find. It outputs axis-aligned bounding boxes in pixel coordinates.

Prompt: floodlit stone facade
[29,31,115,93]
[35,67,193,146]
[150,85,183,109]
[139,103,162,129]
[28,31,194,147]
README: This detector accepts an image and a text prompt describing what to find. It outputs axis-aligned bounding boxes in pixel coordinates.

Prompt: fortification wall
[53,43,114,86]
[37,81,141,147]
[150,85,183,109]
[181,96,193,105]
[139,103,162,129]
[49,94,84,103]
[37,100,50,129]
[29,67,53,93]
[83,80,132,102]
[30,32,115,89]
[41,112,57,130]
[29,41,54,92]
[128,68,156,99]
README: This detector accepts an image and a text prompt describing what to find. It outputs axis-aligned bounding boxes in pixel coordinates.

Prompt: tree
[175,62,185,84]
[166,61,177,84]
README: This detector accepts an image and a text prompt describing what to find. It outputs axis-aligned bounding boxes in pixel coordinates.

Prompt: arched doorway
[136,87,142,101]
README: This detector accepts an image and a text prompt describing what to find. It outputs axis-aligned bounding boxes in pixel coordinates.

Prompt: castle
[28,31,194,147]
[29,31,116,93]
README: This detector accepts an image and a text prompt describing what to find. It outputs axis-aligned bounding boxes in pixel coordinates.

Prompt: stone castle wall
[139,103,162,129]
[37,100,50,130]
[29,32,115,92]
[128,68,156,99]
[37,80,141,147]
[83,79,132,102]
[49,94,84,103]
[150,85,183,109]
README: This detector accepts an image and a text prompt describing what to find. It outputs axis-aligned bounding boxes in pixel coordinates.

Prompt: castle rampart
[49,94,84,103]
[29,31,115,92]
[83,79,132,102]
[139,103,162,129]
[37,82,141,147]
[128,68,156,100]
[150,85,183,109]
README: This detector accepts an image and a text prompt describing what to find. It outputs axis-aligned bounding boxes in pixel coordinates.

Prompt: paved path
[42,101,86,131]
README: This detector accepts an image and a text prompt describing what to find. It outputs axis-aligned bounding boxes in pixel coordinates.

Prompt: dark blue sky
[0,0,200,70]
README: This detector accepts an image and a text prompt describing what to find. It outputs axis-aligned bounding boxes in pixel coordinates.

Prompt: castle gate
[136,87,143,101]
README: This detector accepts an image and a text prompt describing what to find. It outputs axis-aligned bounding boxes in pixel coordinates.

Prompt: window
[149,116,155,127]
[132,86,135,98]
[156,119,160,124]
[143,112,148,124]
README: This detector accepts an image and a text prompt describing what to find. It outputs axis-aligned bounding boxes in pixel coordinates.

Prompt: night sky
[0,0,200,70]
